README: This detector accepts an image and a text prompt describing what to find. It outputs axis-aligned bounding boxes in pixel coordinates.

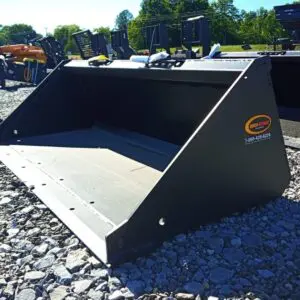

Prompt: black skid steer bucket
[0,57,290,266]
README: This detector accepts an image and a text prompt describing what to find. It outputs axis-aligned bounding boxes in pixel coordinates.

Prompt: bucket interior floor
[2,126,179,227]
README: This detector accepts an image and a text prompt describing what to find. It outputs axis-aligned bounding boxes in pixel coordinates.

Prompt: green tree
[115,10,134,30]
[94,26,111,42]
[208,0,241,44]
[54,24,81,53]
[140,0,173,17]
[0,24,37,44]
[173,0,209,14]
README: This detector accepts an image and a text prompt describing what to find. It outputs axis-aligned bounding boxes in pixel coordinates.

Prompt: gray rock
[73,279,93,294]
[88,289,104,300]
[88,256,102,268]
[26,227,41,237]
[109,277,122,292]
[192,270,204,282]
[0,244,12,253]
[126,280,145,296]
[91,269,109,280]
[208,237,224,253]
[183,282,202,294]
[50,286,68,300]
[16,255,34,266]
[7,228,19,238]
[15,289,36,300]
[0,279,7,286]
[33,254,56,270]
[24,271,45,281]
[32,243,49,256]
[53,264,72,285]
[223,248,245,264]
[175,293,195,300]
[66,249,89,273]
[257,270,275,279]
[210,267,234,284]
[0,197,12,205]
[219,285,233,296]
[65,258,85,273]
[15,240,34,251]
[3,283,15,297]
[21,205,34,214]
[109,290,124,300]
[123,291,135,299]
[239,278,252,287]
[96,281,108,292]
[242,234,262,247]
[231,237,242,247]
[175,234,187,243]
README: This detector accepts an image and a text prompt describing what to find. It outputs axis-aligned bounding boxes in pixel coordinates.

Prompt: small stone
[123,291,135,299]
[126,280,145,296]
[210,267,234,284]
[219,285,233,296]
[0,279,7,286]
[231,237,242,247]
[24,271,45,281]
[88,289,104,300]
[73,280,93,294]
[35,204,47,210]
[183,282,202,294]
[257,269,275,279]
[88,256,102,268]
[32,243,49,256]
[16,255,34,266]
[207,249,214,255]
[34,255,56,270]
[26,227,41,237]
[223,248,245,264]
[15,288,36,300]
[0,197,12,205]
[109,290,124,300]
[242,234,262,247]
[96,281,108,292]
[175,234,187,243]
[50,218,59,225]
[175,293,195,300]
[15,240,34,251]
[50,286,68,300]
[192,270,204,282]
[239,278,252,287]
[109,277,122,292]
[66,249,89,273]
[4,284,15,297]
[0,244,12,253]
[53,264,72,285]
[21,205,34,214]
[7,228,19,238]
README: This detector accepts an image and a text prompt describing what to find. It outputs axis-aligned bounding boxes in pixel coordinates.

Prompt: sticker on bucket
[244,114,272,145]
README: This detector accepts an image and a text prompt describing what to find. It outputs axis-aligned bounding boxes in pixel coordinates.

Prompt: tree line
[0,0,299,53]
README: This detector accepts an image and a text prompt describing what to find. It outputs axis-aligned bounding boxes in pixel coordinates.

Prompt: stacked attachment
[111,30,136,59]
[0,56,290,266]
[72,30,108,59]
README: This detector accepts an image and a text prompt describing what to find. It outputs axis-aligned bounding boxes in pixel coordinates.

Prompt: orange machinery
[0,44,47,63]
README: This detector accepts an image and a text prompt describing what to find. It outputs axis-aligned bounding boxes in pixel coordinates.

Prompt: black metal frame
[181,16,211,57]
[111,29,136,59]
[144,24,170,54]
[72,30,108,60]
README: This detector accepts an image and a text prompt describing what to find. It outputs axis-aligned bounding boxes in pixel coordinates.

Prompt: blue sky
[0,0,295,35]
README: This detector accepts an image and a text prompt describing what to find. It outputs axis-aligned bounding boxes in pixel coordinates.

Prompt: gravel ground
[0,81,300,300]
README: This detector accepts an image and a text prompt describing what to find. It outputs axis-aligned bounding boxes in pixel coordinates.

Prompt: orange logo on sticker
[245,114,272,135]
